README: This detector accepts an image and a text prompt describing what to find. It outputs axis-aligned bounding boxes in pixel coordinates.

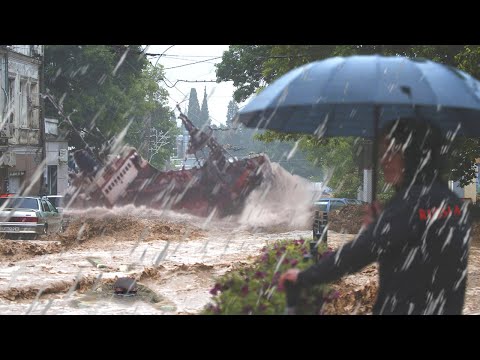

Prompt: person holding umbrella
[235,55,479,314]
[279,116,471,315]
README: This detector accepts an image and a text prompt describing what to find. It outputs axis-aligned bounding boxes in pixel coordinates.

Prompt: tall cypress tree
[222,99,244,149]
[199,87,210,128]
[187,88,201,128]
[226,99,239,128]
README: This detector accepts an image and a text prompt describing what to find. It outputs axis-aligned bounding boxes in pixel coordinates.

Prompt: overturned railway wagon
[65,111,271,218]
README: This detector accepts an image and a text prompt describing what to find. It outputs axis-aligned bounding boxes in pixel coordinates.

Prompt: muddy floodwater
[0,206,312,315]
[0,206,479,315]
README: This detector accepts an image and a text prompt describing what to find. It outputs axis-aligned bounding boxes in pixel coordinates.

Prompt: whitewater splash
[236,161,315,231]
[62,157,316,232]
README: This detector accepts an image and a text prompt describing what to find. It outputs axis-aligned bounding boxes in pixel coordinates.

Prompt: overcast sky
[147,45,236,126]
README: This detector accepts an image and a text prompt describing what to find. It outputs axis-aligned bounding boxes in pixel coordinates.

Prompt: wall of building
[449,180,477,203]
[464,181,476,203]
[45,140,69,195]
[6,51,41,146]
[8,46,43,58]
[0,46,43,195]
[6,148,43,194]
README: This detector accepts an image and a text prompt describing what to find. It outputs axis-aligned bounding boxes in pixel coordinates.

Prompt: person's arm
[297,201,411,288]
[297,224,379,287]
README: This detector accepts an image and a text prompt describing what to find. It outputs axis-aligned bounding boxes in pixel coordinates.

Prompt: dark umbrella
[237,55,480,201]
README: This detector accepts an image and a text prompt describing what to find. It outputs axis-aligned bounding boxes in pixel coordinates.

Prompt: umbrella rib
[312,57,348,133]
[320,58,347,100]
[417,66,440,110]
[447,68,480,107]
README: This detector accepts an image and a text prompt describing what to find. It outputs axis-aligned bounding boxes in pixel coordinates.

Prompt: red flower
[290,259,299,267]
[241,285,249,296]
[209,283,223,296]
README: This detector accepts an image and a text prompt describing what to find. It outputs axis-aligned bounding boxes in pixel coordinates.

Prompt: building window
[19,80,28,128]
[28,83,39,128]
[48,165,58,195]
[8,78,15,124]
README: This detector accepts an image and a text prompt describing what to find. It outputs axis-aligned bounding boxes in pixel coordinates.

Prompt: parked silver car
[0,196,62,237]
[46,195,64,213]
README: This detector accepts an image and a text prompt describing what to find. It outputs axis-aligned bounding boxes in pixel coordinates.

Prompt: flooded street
[2,44,480,316]
[0,160,321,315]
[0,207,479,315]
[0,208,311,315]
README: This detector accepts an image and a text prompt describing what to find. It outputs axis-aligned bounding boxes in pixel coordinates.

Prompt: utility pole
[361,140,373,203]
[38,46,47,195]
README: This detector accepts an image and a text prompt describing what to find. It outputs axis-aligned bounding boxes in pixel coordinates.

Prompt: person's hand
[363,201,382,227]
[278,268,301,291]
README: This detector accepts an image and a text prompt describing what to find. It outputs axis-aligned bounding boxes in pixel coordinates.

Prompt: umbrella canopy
[238,55,480,138]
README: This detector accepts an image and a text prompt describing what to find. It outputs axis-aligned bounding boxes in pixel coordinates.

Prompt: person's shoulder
[406,182,457,201]
[428,182,462,204]
[384,183,448,215]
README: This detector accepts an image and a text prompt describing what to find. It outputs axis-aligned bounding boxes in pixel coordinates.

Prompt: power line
[164,57,222,70]
[146,53,315,60]
[161,79,217,88]
[148,54,223,58]
[167,93,182,105]
[155,45,175,67]
[153,56,219,64]
[178,79,217,83]
[162,75,189,106]
[161,45,175,55]
[165,87,225,127]
[163,78,187,98]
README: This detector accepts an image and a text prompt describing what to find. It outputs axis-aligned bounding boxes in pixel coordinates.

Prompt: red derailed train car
[65,111,271,218]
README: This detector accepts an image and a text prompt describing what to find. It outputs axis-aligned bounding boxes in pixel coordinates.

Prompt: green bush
[202,239,338,315]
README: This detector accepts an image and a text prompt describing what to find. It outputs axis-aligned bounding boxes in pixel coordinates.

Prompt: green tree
[216,45,480,188]
[44,45,178,168]
[217,99,239,146]
[226,99,239,127]
[216,45,275,103]
[199,87,210,128]
[45,45,144,148]
[187,88,201,128]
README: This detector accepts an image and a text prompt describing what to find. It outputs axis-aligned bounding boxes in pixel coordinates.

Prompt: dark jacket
[297,182,471,315]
